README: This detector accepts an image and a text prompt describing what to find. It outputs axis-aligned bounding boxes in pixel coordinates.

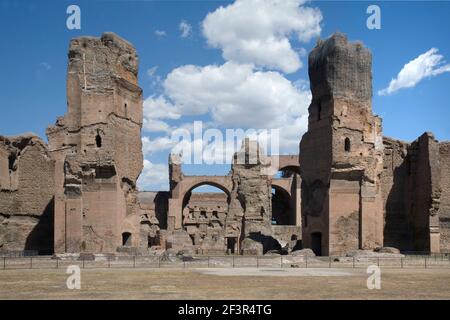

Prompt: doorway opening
[122,232,132,246]
[311,232,322,256]
[227,237,237,254]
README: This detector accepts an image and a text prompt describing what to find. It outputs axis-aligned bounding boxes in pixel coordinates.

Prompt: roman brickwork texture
[300,33,384,256]
[46,33,143,254]
[0,32,448,256]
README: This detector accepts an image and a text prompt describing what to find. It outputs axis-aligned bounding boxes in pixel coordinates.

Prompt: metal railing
[1,254,450,270]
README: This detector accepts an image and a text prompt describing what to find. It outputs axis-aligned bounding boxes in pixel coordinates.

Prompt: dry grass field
[0,267,449,300]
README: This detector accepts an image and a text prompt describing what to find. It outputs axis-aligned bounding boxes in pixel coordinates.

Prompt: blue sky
[1,0,449,191]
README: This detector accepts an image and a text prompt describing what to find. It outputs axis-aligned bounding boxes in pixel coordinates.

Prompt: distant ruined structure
[0,32,449,256]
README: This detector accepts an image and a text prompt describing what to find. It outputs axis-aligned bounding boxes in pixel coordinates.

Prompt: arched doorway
[271,185,293,225]
[122,232,132,247]
[181,183,232,254]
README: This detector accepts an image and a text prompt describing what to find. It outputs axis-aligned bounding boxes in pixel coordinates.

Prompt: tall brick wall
[300,33,384,256]
[438,142,450,252]
[47,33,143,254]
[381,133,448,253]
[381,137,413,250]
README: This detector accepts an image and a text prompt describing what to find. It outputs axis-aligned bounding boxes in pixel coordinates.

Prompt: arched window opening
[344,137,351,152]
[95,131,102,148]
[8,153,16,171]
[122,232,132,246]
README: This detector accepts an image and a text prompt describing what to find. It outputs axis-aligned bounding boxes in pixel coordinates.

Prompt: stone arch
[167,175,232,231]
[272,155,300,176]
[181,181,231,212]
[175,178,233,252]
[278,165,301,176]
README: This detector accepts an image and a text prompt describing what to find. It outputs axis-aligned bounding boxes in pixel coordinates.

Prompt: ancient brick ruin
[300,33,384,256]
[0,32,449,256]
[300,33,450,255]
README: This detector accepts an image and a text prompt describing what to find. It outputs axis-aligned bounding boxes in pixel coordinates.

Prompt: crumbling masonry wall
[0,135,54,254]
[381,133,450,253]
[409,133,441,252]
[381,137,414,250]
[46,33,143,254]
[300,33,384,256]
[138,191,169,252]
[232,139,274,255]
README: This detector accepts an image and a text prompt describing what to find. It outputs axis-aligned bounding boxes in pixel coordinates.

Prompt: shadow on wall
[24,197,54,255]
[384,160,414,251]
[248,232,282,254]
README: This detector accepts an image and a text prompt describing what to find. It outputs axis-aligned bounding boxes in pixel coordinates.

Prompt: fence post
[232,255,235,268]
[401,257,403,269]
[30,257,33,269]
[208,256,210,268]
[305,255,308,268]
[3,257,5,270]
[353,257,355,268]
[56,258,59,269]
[425,257,427,269]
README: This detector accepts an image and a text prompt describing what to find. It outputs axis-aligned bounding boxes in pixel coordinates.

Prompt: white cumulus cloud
[162,61,311,129]
[142,62,311,157]
[143,96,181,133]
[138,160,169,191]
[142,136,176,155]
[379,48,450,96]
[202,0,322,73]
[140,0,319,190]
